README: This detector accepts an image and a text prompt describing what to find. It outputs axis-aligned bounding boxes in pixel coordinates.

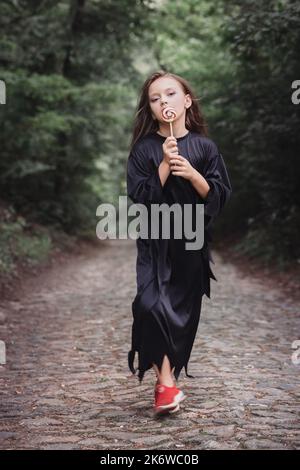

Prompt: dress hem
[128,348,198,384]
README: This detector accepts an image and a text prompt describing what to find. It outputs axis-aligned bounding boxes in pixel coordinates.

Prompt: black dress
[127,130,232,383]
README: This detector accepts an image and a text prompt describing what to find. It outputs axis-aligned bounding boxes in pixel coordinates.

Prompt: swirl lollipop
[162,106,177,137]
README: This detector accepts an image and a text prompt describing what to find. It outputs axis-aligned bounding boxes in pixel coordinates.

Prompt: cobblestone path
[0,239,299,450]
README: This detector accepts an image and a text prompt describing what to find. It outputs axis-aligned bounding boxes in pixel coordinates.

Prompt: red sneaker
[154,383,186,415]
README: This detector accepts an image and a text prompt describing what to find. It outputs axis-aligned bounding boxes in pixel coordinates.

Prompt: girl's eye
[151,92,175,102]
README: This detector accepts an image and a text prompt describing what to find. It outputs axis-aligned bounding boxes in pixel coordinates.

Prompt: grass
[0,199,55,278]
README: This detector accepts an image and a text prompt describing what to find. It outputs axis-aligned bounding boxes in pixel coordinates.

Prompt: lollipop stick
[170,121,173,137]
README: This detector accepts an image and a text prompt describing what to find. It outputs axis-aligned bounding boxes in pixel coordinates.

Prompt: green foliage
[218,0,300,262]
[0,0,153,237]
[0,206,52,274]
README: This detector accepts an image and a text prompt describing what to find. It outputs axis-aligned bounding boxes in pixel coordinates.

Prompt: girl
[126,70,232,415]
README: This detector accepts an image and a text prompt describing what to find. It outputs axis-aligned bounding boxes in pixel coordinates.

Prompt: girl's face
[148,77,191,123]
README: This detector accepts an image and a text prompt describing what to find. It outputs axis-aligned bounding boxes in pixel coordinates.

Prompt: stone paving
[0,239,299,450]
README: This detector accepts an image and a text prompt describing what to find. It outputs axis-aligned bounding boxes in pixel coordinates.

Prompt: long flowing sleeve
[202,140,232,230]
[127,144,164,204]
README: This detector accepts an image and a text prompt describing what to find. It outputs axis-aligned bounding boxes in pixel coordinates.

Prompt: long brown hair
[129,70,209,151]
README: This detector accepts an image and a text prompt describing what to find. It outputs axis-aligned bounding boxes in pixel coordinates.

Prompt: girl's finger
[170,164,182,169]
[171,156,185,162]
[170,156,183,162]
[171,167,185,172]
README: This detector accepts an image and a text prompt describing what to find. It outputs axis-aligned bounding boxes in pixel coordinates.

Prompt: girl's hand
[169,155,197,181]
[162,136,179,166]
